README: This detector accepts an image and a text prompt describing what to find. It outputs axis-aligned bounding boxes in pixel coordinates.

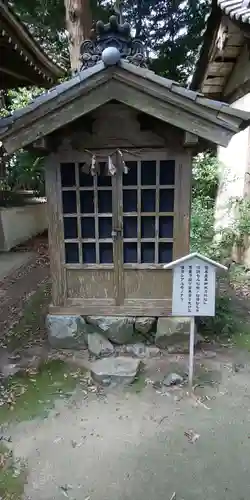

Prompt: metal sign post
[164,253,227,391]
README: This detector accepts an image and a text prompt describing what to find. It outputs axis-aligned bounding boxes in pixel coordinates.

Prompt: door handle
[112,228,122,240]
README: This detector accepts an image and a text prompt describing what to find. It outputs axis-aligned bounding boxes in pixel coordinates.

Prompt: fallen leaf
[184,429,200,444]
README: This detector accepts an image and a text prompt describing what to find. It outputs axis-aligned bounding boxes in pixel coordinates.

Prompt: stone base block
[86,316,136,344]
[91,357,141,385]
[155,317,203,353]
[47,315,90,349]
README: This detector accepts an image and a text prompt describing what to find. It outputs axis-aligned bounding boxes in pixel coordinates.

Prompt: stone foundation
[47,314,203,356]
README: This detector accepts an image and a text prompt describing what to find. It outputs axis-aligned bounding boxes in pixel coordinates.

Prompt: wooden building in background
[0,0,63,89]
[191,0,250,264]
[0,16,249,317]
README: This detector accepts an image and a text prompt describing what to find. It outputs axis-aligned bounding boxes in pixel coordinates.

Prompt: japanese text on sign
[172,257,216,317]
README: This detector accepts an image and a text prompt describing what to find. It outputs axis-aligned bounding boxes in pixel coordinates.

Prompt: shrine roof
[163,252,228,271]
[0,14,249,153]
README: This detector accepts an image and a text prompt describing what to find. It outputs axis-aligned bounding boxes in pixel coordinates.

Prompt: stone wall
[0,201,48,251]
[47,314,202,357]
[215,92,250,266]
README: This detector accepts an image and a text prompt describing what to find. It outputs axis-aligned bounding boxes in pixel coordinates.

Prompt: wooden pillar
[173,152,192,258]
[45,155,66,306]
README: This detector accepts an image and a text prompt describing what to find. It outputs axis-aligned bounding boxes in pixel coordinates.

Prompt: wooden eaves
[190,0,250,98]
[0,59,249,154]
[0,0,64,88]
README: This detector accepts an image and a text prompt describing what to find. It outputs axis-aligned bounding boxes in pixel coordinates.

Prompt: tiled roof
[218,0,250,24]
[0,60,248,133]
[0,60,249,152]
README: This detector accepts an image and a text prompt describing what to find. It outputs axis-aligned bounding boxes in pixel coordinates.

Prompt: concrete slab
[0,252,34,281]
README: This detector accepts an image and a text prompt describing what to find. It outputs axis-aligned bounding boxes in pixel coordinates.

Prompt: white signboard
[164,253,228,318]
[172,257,216,317]
[164,253,227,390]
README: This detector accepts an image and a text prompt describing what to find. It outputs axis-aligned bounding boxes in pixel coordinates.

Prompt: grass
[129,373,146,393]
[0,443,27,500]
[0,359,86,424]
[231,327,250,351]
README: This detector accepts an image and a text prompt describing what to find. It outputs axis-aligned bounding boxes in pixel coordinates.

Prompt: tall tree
[64,0,93,73]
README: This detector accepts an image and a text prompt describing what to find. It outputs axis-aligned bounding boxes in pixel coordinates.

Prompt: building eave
[191,0,250,99]
[0,60,249,154]
[190,1,222,92]
[218,0,250,25]
[0,0,64,87]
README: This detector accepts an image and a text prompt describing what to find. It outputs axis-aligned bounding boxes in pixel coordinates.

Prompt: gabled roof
[163,252,228,270]
[0,0,64,88]
[191,0,250,98]
[0,58,249,154]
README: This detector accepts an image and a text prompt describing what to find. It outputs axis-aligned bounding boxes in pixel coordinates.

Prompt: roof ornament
[80,3,147,70]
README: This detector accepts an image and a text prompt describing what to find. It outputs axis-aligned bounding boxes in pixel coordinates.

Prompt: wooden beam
[113,69,241,132]
[183,132,199,147]
[0,65,32,83]
[2,64,109,135]
[110,81,233,147]
[32,137,49,151]
[3,80,112,154]
[49,299,172,316]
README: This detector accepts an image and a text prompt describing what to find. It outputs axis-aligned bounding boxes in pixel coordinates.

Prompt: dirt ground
[0,233,49,341]
[1,348,250,500]
[0,234,250,500]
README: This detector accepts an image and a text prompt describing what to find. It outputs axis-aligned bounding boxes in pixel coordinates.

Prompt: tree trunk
[64,0,92,74]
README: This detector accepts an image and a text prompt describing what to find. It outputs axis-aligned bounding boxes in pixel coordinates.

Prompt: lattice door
[61,160,114,266]
[60,152,175,308]
[121,158,174,266]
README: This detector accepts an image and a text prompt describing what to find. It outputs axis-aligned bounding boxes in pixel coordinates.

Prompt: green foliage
[1,88,45,201]
[7,87,44,110]
[0,150,45,205]
[190,152,218,256]
[192,152,219,206]
[190,197,215,255]
[0,360,85,424]
[7,151,45,194]
[198,296,236,337]
[190,152,250,261]
[10,0,69,67]
[2,1,210,200]
[198,292,250,341]
[225,198,250,248]
[0,443,27,500]
[191,153,250,343]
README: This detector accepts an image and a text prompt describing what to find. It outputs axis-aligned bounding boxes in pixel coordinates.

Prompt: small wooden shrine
[0,15,249,317]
